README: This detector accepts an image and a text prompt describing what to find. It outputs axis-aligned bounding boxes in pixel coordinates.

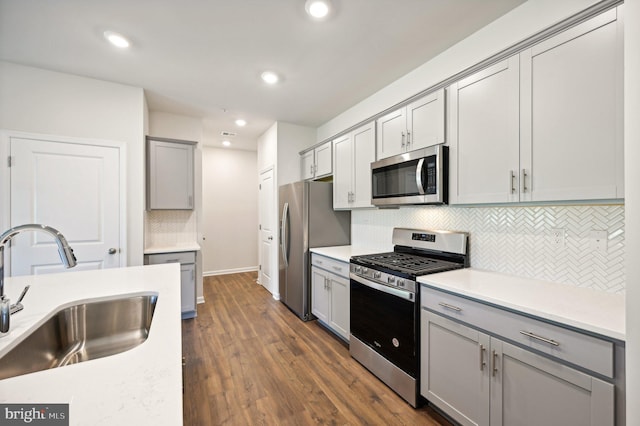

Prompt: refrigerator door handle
[281,202,289,267]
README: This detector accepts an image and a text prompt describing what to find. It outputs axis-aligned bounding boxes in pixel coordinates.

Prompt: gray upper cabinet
[146,137,196,210]
[376,88,445,160]
[519,7,624,202]
[449,7,623,205]
[301,141,332,180]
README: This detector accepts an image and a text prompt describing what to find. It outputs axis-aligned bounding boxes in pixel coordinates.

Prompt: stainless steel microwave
[371,145,448,206]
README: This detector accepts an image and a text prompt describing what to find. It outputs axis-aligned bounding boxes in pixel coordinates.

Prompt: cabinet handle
[317,260,323,265]
[314,164,318,174]
[406,131,411,149]
[401,131,406,148]
[438,302,462,312]
[479,344,486,371]
[522,169,528,193]
[519,330,560,347]
[310,164,314,175]
[510,170,516,194]
[492,350,498,377]
[332,266,342,272]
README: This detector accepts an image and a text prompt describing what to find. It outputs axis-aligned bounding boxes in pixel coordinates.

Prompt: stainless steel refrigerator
[278,181,350,321]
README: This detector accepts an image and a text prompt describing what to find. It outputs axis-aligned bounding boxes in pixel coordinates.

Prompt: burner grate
[354,252,462,276]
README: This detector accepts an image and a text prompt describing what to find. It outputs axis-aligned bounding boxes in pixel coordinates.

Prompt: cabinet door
[449,57,520,204]
[407,88,446,151]
[490,339,614,426]
[351,122,376,208]
[301,150,315,180]
[421,311,490,426]
[180,263,196,316]
[520,8,623,202]
[376,107,406,160]
[311,267,329,323]
[328,274,350,341]
[332,134,353,209]
[147,139,195,210]
[315,141,333,178]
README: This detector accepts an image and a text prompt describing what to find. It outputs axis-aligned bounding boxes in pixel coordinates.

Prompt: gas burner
[352,251,463,276]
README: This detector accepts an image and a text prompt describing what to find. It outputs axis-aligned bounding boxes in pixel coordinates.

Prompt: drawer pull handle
[317,260,323,265]
[165,259,180,263]
[519,330,560,347]
[479,344,486,371]
[438,302,462,312]
[332,266,342,272]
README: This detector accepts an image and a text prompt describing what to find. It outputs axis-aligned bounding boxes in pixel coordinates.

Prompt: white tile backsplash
[145,210,198,248]
[352,204,625,294]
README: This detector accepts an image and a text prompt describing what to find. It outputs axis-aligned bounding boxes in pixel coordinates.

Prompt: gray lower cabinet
[144,251,197,319]
[311,254,349,341]
[421,287,616,426]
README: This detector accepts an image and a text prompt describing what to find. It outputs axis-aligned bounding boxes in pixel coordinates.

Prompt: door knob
[268,236,273,241]
[108,248,117,255]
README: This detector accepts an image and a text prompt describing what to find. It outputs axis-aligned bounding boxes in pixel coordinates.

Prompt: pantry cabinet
[420,286,616,426]
[333,122,376,209]
[146,137,196,210]
[449,7,623,204]
[301,141,332,180]
[311,254,350,341]
[376,89,445,160]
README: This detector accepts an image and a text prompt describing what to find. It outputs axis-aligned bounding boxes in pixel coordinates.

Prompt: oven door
[350,274,418,377]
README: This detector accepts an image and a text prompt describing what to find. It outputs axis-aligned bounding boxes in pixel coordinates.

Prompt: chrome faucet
[0,224,77,337]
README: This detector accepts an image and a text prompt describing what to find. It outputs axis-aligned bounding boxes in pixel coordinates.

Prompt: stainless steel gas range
[349,228,469,407]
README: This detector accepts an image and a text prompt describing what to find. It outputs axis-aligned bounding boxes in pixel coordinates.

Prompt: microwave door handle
[415,158,426,195]
[280,202,289,267]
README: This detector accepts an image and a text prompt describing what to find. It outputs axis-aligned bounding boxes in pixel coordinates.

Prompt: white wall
[316,0,604,142]
[202,147,258,275]
[624,0,640,421]
[0,61,146,266]
[276,122,316,185]
[258,122,277,173]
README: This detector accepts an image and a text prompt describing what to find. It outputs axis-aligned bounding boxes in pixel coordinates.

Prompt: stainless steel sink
[0,293,158,380]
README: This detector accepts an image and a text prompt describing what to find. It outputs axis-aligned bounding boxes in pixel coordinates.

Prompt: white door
[259,168,275,293]
[9,135,122,275]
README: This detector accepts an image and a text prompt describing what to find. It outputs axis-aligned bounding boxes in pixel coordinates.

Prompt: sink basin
[0,293,158,380]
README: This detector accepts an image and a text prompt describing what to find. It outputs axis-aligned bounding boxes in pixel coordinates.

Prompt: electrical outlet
[589,230,608,254]
[550,228,565,248]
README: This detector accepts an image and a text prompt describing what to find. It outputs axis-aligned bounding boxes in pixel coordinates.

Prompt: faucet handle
[10,285,29,315]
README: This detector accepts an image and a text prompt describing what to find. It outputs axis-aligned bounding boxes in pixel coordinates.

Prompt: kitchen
[0,0,639,425]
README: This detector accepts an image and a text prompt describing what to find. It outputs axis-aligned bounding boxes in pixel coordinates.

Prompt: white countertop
[0,264,183,425]
[418,268,625,341]
[310,245,381,263]
[144,243,200,254]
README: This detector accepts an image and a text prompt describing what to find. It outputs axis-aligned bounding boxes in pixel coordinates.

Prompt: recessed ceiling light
[235,119,247,127]
[222,140,231,147]
[261,71,279,85]
[305,0,331,19]
[104,31,130,48]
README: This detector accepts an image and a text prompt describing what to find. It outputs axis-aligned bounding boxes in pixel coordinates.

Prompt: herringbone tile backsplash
[352,205,625,294]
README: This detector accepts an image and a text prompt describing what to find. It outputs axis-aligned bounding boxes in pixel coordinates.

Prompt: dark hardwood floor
[182,272,452,425]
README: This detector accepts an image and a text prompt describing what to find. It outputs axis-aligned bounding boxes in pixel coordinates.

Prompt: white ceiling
[0,0,525,151]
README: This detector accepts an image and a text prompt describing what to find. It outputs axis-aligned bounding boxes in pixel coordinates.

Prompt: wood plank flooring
[182,272,452,426]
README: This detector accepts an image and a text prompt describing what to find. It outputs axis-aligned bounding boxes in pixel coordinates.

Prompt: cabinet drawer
[145,251,196,265]
[421,285,614,378]
[311,254,349,279]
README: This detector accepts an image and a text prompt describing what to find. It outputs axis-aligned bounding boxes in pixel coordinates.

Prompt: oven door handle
[350,273,415,302]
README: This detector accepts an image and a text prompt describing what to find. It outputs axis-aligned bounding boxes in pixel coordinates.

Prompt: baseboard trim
[203,266,258,277]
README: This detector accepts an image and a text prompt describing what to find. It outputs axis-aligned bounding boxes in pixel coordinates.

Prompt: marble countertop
[310,245,381,263]
[144,243,200,254]
[0,264,183,425]
[418,268,625,341]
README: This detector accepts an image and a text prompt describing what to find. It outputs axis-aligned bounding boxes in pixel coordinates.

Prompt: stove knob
[362,267,368,274]
[354,266,362,274]
[397,279,404,287]
[387,276,396,284]
[373,271,381,279]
